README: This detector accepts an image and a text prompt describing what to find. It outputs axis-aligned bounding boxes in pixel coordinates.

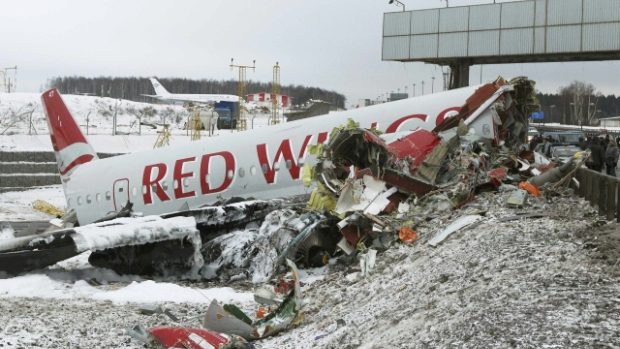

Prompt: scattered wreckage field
[1,78,620,347]
[1,193,619,348]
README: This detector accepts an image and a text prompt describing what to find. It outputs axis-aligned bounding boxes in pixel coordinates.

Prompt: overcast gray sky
[2,0,619,107]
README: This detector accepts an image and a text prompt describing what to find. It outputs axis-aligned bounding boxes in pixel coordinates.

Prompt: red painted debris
[149,326,230,349]
[488,167,508,186]
[387,129,442,168]
[340,224,361,246]
[382,169,437,196]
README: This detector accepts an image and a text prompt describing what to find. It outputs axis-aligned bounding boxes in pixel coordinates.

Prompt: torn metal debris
[127,325,253,349]
[202,259,303,340]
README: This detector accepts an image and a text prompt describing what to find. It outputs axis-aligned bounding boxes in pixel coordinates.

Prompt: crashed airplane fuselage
[42,83,512,226]
[0,78,525,277]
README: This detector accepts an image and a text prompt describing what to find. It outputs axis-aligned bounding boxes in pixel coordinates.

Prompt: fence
[575,168,620,222]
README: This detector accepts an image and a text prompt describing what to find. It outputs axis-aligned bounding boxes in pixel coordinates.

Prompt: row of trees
[46,77,346,109]
[537,81,620,125]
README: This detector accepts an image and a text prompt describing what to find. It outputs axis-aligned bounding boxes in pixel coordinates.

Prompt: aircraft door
[113,178,130,211]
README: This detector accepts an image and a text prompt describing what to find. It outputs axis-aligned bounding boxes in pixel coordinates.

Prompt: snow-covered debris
[72,216,198,252]
[428,214,482,247]
[201,209,300,283]
[256,195,620,348]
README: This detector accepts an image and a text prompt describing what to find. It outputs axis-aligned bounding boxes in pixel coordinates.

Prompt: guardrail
[575,168,620,222]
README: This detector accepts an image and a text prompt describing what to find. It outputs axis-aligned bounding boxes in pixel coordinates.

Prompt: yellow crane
[190,107,202,141]
[229,58,255,131]
[153,125,171,148]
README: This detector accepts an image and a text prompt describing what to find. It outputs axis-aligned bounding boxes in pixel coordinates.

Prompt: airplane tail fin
[150,78,171,96]
[41,89,98,181]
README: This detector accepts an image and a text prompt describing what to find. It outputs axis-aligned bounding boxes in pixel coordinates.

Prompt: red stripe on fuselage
[59,154,94,176]
[385,114,428,134]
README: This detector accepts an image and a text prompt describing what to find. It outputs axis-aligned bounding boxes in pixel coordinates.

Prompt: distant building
[357,99,374,108]
[389,93,408,102]
[246,92,290,108]
[284,100,338,121]
[600,116,620,128]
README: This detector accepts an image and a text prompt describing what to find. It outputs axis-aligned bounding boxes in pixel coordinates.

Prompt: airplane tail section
[150,78,171,96]
[41,89,98,181]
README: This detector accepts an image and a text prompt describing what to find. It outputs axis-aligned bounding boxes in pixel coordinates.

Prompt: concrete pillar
[448,62,471,90]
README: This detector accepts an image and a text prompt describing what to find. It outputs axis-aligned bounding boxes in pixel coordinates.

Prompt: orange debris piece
[399,226,417,244]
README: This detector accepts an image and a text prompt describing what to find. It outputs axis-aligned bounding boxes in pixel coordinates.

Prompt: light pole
[413,83,416,97]
[388,0,405,11]
[421,80,425,95]
[587,102,596,126]
[431,77,436,93]
[405,85,408,98]
[549,105,555,126]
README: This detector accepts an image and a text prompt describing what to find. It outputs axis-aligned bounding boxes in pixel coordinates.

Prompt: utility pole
[112,99,119,135]
[412,83,416,97]
[230,58,256,131]
[271,62,280,125]
[421,80,425,95]
[4,66,17,93]
[442,67,450,91]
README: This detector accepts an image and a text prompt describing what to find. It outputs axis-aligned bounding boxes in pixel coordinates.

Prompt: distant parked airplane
[142,78,239,104]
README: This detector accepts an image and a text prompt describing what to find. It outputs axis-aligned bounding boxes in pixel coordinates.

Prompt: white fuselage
[153,93,240,104]
[66,86,480,225]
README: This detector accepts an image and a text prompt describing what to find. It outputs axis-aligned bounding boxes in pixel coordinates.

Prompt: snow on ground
[1,184,619,348]
[0,92,276,152]
[0,185,65,221]
[0,274,252,305]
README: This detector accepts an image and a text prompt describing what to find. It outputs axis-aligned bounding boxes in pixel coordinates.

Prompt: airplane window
[151,184,157,192]
[286,160,292,169]
[227,170,234,180]
[77,196,82,206]
[183,178,190,187]
[261,164,268,174]
[96,193,101,202]
[238,167,245,178]
[163,181,168,191]
[298,157,304,166]
[118,187,124,192]
[67,198,72,207]
[132,187,137,196]
[86,195,92,204]
[173,180,179,190]
[274,162,280,171]
[105,191,111,200]
[250,166,257,176]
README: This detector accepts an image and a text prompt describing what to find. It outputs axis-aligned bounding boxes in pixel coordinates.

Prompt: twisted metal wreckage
[0,77,591,347]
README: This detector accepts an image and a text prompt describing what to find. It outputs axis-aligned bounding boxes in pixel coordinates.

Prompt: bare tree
[559,81,601,126]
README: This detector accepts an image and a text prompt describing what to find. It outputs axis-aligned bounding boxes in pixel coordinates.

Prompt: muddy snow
[1,185,619,348]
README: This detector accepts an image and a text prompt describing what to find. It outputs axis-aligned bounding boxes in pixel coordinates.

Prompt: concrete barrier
[0,151,122,192]
[0,174,61,187]
[0,162,58,174]
[0,151,122,162]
